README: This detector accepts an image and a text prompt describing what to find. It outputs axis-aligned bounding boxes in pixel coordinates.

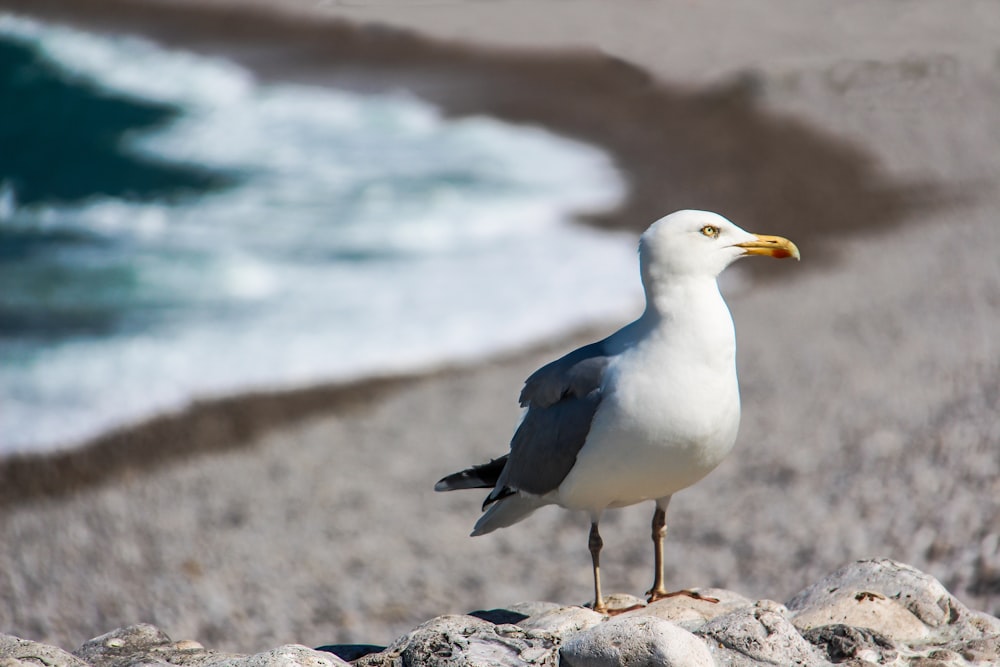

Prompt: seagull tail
[471,494,545,536]
[434,455,508,492]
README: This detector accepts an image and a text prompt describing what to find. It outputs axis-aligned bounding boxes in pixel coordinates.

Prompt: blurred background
[1,0,998,656]
[0,14,637,455]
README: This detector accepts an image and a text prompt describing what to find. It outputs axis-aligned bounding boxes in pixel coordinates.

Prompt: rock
[801,623,898,664]
[943,634,1000,663]
[517,606,604,637]
[596,593,648,614]
[791,587,933,643]
[233,644,350,666]
[0,634,89,667]
[786,559,1000,645]
[71,623,245,666]
[623,588,752,632]
[72,623,174,664]
[697,599,826,666]
[353,614,559,667]
[2,561,998,667]
[560,615,713,667]
[505,601,565,618]
[65,624,347,667]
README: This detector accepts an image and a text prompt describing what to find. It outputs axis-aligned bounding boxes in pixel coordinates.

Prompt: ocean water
[0,15,641,456]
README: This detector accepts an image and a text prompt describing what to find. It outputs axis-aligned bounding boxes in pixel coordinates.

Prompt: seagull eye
[700,225,720,238]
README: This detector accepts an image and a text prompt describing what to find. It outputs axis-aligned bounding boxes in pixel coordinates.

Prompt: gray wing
[486,340,613,502]
[519,340,610,408]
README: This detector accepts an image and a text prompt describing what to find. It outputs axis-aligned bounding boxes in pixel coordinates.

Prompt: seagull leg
[646,497,719,604]
[588,522,607,614]
[647,500,670,601]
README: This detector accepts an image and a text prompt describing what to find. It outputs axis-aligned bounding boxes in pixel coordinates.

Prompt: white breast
[554,284,742,513]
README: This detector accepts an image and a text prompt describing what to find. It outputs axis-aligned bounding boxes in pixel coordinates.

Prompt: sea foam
[0,15,641,456]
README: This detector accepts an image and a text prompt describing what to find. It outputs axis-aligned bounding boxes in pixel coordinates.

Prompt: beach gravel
[3,560,999,666]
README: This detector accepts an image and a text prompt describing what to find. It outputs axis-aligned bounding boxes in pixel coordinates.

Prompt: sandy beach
[1,0,999,655]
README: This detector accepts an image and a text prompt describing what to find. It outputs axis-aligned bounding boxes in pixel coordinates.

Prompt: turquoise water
[0,15,639,455]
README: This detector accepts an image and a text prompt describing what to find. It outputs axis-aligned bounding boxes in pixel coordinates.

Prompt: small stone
[355,614,558,667]
[907,658,952,667]
[517,606,604,637]
[599,593,647,614]
[234,644,350,666]
[518,645,552,663]
[786,559,994,643]
[926,648,962,661]
[174,639,205,650]
[802,623,898,663]
[947,634,1000,663]
[494,623,527,638]
[561,615,713,667]
[74,623,173,663]
[0,634,89,667]
[698,600,826,666]
[791,588,931,642]
[506,602,564,618]
[622,588,752,632]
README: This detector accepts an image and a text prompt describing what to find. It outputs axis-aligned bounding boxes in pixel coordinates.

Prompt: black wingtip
[434,456,508,492]
[434,468,491,492]
[433,477,455,492]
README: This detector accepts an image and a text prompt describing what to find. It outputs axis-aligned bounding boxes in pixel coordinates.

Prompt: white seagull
[435,209,799,613]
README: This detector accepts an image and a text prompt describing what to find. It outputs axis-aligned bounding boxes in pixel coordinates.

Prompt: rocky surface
[3,560,998,666]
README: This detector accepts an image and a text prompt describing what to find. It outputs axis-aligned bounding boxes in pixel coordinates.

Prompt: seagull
[435,210,799,613]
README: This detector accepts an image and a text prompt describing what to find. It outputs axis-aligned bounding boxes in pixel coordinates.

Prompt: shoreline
[1,0,924,246]
[0,327,612,508]
[0,0,920,493]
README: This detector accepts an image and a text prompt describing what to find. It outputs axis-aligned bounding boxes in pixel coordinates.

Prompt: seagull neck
[641,275,725,324]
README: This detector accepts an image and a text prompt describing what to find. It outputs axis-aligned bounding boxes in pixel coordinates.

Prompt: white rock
[355,614,558,667]
[800,623,898,664]
[232,644,349,667]
[518,606,604,637]
[560,615,713,667]
[786,558,1000,644]
[697,600,826,666]
[623,588,752,632]
[791,590,931,642]
[0,634,88,667]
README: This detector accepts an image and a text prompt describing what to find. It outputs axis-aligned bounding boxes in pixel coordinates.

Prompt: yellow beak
[736,234,801,260]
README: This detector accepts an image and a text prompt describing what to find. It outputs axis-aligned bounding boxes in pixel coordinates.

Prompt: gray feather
[472,494,546,535]
[497,390,603,496]
[519,340,610,407]
[481,340,613,500]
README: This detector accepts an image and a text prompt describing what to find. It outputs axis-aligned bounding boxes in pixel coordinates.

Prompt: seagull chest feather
[555,282,742,512]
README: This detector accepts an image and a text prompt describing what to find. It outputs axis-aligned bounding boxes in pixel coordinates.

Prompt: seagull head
[639,210,799,288]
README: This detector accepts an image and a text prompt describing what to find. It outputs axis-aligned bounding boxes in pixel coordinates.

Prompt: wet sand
[1,0,999,655]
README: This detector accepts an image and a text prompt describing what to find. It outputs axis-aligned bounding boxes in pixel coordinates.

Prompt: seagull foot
[646,588,719,604]
[587,602,608,615]
[605,603,646,616]
[584,602,646,616]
